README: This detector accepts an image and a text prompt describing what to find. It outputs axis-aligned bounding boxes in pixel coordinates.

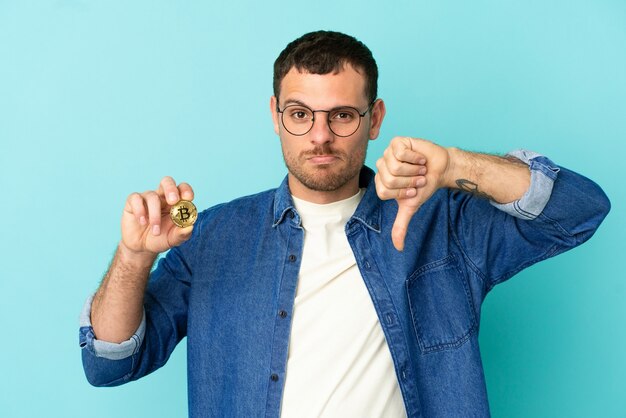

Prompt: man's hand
[376,137,533,252]
[375,137,450,251]
[92,176,196,343]
[121,176,196,259]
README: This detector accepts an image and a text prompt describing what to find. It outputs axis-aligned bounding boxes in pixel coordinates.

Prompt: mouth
[307,154,339,165]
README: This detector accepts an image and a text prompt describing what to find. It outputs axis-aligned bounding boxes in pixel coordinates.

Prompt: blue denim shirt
[80,151,610,417]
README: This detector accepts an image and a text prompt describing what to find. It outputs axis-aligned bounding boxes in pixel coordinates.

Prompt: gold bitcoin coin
[170,200,198,228]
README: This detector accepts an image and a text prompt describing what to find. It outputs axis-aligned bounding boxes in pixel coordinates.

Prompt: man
[80,31,610,417]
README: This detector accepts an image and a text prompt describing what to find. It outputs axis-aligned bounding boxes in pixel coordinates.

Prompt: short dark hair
[273,30,378,103]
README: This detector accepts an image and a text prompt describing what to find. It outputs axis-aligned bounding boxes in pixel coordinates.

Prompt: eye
[287,107,312,121]
[331,109,357,122]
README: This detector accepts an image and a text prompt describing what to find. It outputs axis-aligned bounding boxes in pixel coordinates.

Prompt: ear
[270,96,280,135]
[368,99,386,141]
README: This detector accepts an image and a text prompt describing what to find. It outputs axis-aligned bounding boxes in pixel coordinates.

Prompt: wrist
[117,241,158,269]
[442,146,465,189]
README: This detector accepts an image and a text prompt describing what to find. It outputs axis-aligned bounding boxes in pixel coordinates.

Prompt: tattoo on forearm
[455,179,501,203]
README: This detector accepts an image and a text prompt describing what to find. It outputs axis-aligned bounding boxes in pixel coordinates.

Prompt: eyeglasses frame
[276,99,377,137]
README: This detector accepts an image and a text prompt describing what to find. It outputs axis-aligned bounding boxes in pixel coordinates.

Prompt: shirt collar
[272,166,382,233]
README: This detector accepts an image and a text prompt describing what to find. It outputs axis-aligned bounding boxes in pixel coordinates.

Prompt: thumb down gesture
[375,137,450,251]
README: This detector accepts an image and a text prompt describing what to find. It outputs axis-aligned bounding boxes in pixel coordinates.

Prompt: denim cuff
[79,294,146,361]
[489,149,560,220]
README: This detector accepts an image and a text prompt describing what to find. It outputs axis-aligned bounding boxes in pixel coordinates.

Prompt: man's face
[271,65,385,203]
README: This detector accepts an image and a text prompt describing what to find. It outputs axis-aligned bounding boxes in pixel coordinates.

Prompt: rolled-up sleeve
[78,294,146,360]
[490,149,560,219]
[79,238,194,387]
[78,294,147,387]
[450,149,610,292]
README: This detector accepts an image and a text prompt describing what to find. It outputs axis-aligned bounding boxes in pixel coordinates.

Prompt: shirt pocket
[406,254,477,354]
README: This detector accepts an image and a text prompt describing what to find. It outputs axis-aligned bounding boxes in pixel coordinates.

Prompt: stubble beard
[283,144,366,192]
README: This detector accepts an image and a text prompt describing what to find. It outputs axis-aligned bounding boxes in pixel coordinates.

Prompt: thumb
[391,201,419,251]
[169,225,194,248]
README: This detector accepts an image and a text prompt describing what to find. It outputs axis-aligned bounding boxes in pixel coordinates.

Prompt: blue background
[1,1,624,417]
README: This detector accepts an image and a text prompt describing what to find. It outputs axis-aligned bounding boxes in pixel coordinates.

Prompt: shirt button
[278,310,288,318]
[364,260,371,269]
[289,211,295,219]
[288,254,297,262]
[271,373,279,382]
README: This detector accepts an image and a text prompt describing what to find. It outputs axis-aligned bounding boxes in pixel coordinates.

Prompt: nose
[308,112,334,145]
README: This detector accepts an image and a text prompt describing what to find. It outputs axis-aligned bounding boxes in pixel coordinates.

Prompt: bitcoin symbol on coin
[170,200,197,228]
[177,207,190,222]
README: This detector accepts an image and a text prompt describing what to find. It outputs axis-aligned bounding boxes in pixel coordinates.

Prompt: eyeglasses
[276,100,376,137]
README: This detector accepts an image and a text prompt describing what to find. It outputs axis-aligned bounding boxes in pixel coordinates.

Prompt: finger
[158,176,180,205]
[168,225,194,247]
[375,173,394,200]
[376,174,422,200]
[391,138,427,165]
[379,170,427,190]
[126,192,148,226]
[178,182,194,201]
[377,159,426,189]
[381,155,427,177]
[391,202,420,251]
[143,191,163,235]
[394,148,427,166]
[402,188,418,199]
[377,157,425,186]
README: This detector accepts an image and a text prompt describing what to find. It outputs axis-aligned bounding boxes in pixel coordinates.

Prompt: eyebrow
[282,98,310,107]
[281,99,362,111]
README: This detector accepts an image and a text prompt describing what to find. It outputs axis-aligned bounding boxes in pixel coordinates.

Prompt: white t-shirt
[280,190,406,418]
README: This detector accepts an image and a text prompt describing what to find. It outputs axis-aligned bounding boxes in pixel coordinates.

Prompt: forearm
[91,243,157,343]
[444,147,531,204]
